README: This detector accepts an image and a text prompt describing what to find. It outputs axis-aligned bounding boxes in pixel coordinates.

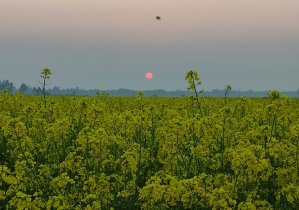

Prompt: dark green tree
[0,80,14,93]
[19,83,27,93]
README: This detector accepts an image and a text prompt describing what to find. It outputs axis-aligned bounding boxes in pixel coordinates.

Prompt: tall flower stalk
[40,68,52,108]
[185,70,203,118]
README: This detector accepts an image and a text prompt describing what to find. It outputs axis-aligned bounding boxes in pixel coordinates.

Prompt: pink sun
[146,72,153,79]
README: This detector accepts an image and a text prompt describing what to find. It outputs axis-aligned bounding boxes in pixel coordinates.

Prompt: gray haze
[1,0,299,91]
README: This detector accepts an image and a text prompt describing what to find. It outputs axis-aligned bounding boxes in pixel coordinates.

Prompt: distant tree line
[1,79,299,98]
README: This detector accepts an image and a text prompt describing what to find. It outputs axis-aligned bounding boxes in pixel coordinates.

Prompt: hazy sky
[1,0,299,91]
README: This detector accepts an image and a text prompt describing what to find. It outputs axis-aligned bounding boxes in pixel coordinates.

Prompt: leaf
[53,201,60,208]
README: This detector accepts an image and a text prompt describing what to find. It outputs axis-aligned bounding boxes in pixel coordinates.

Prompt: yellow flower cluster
[1,92,299,209]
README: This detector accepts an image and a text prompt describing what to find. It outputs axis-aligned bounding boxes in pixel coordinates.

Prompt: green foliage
[185,70,203,117]
[40,68,52,79]
[40,68,52,108]
[267,89,281,100]
[226,85,232,91]
[185,70,201,91]
[0,80,14,93]
[19,83,27,93]
[0,94,298,209]
[0,71,298,210]
[137,91,145,97]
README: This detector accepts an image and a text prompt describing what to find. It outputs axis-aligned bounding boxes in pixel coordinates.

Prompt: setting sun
[146,72,153,79]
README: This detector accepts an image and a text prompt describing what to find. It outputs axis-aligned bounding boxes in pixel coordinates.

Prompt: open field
[1,93,299,209]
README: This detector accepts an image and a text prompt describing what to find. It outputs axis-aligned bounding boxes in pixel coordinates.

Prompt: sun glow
[146,72,153,79]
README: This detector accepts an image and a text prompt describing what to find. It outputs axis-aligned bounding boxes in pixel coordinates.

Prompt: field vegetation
[1,72,299,209]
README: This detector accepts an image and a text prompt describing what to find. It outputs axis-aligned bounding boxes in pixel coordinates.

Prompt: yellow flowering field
[1,89,299,209]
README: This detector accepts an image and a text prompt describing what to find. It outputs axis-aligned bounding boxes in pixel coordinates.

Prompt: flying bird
[156,16,161,20]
